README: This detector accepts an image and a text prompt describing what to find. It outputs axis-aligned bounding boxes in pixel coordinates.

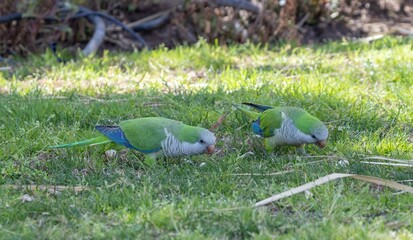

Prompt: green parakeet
[49,117,216,162]
[236,103,328,154]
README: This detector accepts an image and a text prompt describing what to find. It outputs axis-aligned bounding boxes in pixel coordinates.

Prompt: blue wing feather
[95,126,135,148]
[95,126,160,153]
[252,119,263,136]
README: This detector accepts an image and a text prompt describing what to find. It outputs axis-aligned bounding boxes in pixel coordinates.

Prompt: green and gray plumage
[49,117,216,161]
[236,103,328,154]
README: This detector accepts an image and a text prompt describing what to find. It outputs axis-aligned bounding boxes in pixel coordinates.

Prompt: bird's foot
[264,140,275,152]
[296,146,307,155]
[143,156,157,167]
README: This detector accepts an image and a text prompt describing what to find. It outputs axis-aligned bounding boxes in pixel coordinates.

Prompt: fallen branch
[103,36,130,49]
[0,13,22,23]
[82,13,106,56]
[0,4,148,53]
[355,34,385,43]
[296,13,309,29]
[107,10,171,32]
[210,0,261,14]
[130,11,171,31]
[76,6,148,49]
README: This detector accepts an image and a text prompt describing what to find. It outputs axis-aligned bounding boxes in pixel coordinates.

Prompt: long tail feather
[242,102,273,112]
[233,104,261,120]
[48,136,111,149]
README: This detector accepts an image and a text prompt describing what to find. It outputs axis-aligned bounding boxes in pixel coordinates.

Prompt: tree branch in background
[76,6,148,49]
[210,0,261,14]
[106,10,171,33]
[82,14,105,56]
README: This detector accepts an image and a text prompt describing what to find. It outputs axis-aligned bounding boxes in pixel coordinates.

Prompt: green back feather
[259,107,323,136]
[280,107,323,135]
[119,117,202,151]
[172,125,204,143]
[259,109,283,137]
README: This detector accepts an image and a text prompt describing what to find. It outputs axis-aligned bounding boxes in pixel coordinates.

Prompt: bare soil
[1,0,413,56]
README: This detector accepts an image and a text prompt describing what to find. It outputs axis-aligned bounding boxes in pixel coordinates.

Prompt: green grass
[1,37,413,239]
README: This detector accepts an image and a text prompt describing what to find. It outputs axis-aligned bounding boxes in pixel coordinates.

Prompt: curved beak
[316,140,327,148]
[206,145,215,154]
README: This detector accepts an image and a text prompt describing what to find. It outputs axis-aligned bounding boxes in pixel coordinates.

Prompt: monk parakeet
[49,117,216,163]
[235,103,328,154]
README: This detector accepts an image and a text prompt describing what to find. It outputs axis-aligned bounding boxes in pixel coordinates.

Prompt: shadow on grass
[4,36,411,82]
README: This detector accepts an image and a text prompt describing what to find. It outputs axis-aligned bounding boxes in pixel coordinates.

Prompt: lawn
[1,37,413,239]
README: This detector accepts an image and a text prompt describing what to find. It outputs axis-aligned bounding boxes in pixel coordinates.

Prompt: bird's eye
[311,135,316,139]
[200,140,205,143]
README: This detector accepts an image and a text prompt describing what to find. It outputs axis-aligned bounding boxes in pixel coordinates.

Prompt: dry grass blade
[361,161,413,167]
[300,155,340,159]
[194,206,249,213]
[398,179,413,182]
[143,102,166,107]
[39,96,68,100]
[3,184,90,193]
[392,191,407,196]
[228,170,294,176]
[255,173,413,207]
[365,156,413,163]
[349,175,413,191]
[210,112,230,132]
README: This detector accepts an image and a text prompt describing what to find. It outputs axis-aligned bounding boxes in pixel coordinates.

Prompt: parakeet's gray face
[310,125,329,148]
[198,130,216,154]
